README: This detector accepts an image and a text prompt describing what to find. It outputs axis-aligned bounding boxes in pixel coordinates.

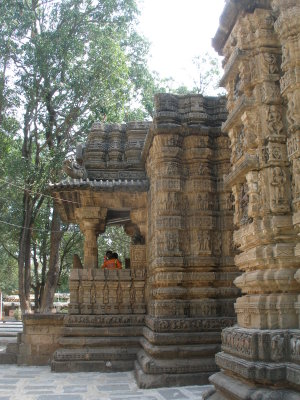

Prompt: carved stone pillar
[75,207,107,269]
[205,2,300,399]
[135,94,237,388]
[82,222,99,269]
[273,0,300,332]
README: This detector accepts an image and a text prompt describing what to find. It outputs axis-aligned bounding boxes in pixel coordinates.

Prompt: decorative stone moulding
[48,92,239,386]
[204,0,300,398]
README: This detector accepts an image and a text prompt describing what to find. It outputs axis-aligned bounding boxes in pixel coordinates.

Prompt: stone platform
[52,314,144,373]
[0,365,212,400]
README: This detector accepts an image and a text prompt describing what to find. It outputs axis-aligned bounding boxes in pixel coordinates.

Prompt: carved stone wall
[205,1,300,398]
[135,94,238,388]
[50,93,239,385]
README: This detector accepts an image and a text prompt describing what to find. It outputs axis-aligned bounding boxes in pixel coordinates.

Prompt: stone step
[140,338,220,358]
[51,358,134,373]
[0,322,23,337]
[63,326,143,337]
[6,342,19,354]
[0,322,23,328]
[53,346,140,362]
[137,349,218,375]
[59,335,141,348]
[134,360,213,389]
[0,337,17,346]
[0,351,17,364]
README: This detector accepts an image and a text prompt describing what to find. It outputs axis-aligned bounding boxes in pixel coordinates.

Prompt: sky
[136,0,226,90]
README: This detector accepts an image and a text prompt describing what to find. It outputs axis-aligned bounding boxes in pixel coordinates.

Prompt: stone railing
[69,268,146,315]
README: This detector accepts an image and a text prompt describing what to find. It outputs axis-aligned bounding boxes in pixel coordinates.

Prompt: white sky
[137,0,226,89]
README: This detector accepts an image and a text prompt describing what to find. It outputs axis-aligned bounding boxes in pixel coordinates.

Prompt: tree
[146,52,225,98]
[191,52,225,95]
[0,0,153,313]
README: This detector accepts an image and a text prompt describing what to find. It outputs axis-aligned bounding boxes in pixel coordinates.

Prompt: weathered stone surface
[206,0,300,398]
[17,315,64,366]
[46,92,238,386]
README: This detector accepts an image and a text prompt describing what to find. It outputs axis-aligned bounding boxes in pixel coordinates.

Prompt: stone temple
[49,94,238,388]
[9,0,300,398]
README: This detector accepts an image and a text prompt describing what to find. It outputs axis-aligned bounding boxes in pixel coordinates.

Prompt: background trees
[0,0,153,313]
[0,1,225,314]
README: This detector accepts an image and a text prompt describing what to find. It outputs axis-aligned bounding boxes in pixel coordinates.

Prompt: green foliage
[13,308,22,321]
[0,0,153,309]
[0,254,18,295]
[145,52,225,98]
[191,52,225,96]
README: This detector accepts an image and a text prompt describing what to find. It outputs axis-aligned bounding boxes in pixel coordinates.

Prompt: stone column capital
[75,207,107,235]
[75,207,107,222]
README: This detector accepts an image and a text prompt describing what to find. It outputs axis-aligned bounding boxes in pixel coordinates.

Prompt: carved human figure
[271,167,286,205]
[239,183,249,224]
[286,92,300,128]
[293,159,300,196]
[266,106,284,136]
[263,53,278,74]
[242,113,258,149]
[234,74,242,100]
[235,129,245,160]
[167,192,180,210]
[271,334,284,361]
[198,231,211,252]
[282,44,290,66]
[197,193,209,210]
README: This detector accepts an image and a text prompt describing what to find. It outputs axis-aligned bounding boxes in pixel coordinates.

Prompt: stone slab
[0,365,211,400]
[157,388,189,399]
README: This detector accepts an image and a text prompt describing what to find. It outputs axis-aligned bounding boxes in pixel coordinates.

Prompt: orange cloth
[102,258,122,269]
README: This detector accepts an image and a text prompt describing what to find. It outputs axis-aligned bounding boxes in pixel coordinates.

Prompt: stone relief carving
[270,166,287,208]
[234,74,242,100]
[233,128,245,162]
[242,112,258,149]
[293,158,300,196]
[263,53,279,74]
[271,334,285,361]
[63,159,87,179]
[266,106,284,136]
[239,182,251,225]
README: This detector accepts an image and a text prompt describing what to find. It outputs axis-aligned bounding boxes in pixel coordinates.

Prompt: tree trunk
[18,191,33,314]
[40,208,63,313]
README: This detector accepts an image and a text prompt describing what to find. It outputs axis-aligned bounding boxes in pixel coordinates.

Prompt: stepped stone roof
[50,93,227,193]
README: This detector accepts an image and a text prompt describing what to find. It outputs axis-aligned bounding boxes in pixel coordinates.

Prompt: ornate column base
[203,372,300,400]
[203,326,300,400]
[134,315,236,388]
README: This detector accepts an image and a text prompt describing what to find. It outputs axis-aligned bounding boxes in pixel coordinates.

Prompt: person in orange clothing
[112,252,122,269]
[101,251,122,269]
[103,250,113,262]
